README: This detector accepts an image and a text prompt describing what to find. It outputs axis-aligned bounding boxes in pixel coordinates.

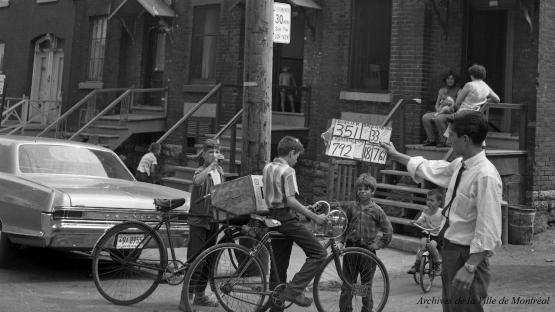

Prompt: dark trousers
[339,242,376,312]
[181,223,219,295]
[135,171,153,183]
[268,214,327,311]
[441,240,490,312]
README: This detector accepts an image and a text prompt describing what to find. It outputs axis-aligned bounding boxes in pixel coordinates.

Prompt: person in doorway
[279,65,298,113]
[381,110,502,312]
[135,142,161,184]
[407,189,443,275]
[421,70,461,147]
[264,136,327,310]
[178,139,225,310]
[340,173,393,312]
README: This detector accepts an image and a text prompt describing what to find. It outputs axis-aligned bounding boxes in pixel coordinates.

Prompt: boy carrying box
[179,139,224,310]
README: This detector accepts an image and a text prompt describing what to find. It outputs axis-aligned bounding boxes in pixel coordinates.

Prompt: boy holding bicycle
[340,173,393,312]
[407,189,443,275]
[263,136,328,310]
[179,139,225,310]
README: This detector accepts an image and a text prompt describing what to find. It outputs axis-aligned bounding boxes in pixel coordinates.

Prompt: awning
[109,0,176,20]
[288,0,321,10]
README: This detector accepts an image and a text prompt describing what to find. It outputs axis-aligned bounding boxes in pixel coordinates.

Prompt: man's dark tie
[437,163,465,246]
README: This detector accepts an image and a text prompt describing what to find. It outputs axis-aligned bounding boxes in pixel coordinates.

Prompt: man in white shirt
[381,110,502,312]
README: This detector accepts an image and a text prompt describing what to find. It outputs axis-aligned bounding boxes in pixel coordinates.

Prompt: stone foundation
[530,190,555,234]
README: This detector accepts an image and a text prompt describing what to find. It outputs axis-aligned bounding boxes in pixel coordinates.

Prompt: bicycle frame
[101,211,243,275]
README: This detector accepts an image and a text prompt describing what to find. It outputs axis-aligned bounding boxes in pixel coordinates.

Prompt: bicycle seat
[154,198,186,212]
[251,214,282,228]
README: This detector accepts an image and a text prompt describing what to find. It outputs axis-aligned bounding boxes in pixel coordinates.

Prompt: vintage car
[0,136,190,267]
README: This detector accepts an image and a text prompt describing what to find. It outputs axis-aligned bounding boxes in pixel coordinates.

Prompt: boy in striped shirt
[263,136,327,310]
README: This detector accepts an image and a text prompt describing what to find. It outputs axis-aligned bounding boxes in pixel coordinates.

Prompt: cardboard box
[210,175,268,220]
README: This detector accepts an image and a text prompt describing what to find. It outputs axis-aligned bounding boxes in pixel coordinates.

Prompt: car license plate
[115,233,145,249]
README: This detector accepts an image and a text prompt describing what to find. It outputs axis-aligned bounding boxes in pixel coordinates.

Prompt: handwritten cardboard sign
[324,119,392,164]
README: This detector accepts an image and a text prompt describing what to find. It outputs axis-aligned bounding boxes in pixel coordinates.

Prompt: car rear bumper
[47,219,189,250]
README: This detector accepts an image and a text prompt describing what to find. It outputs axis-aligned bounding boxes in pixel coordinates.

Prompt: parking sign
[273,2,291,44]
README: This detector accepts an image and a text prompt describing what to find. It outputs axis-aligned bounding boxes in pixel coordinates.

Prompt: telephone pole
[241,0,273,175]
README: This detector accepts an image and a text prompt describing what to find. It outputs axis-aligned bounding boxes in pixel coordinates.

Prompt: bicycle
[90,197,261,305]
[411,222,441,293]
[180,201,390,312]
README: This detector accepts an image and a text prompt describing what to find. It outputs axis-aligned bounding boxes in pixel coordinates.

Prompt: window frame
[348,0,392,93]
[87,15,108,82]
[189,3,221,83]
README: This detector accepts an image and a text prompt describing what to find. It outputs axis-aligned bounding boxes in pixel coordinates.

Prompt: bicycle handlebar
[411,222,440,234]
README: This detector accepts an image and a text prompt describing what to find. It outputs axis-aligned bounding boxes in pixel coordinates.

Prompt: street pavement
[1,231,554,312]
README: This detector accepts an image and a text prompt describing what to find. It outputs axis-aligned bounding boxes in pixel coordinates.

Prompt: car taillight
[52,209,84,219]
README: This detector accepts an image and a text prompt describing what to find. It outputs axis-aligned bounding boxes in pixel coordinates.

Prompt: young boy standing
[263,136,327,310]
[340,173,393,312]
[179,139,224,310]
[407,189,443,275]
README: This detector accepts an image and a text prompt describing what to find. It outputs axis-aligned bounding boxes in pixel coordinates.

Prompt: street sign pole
[241,0,273,175]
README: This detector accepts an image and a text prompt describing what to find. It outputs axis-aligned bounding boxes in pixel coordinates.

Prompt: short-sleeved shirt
[459,80,492,111]
[416,208,443,236]
[263,158,298,209]
[343,201,393,249]
[136,152,157,176]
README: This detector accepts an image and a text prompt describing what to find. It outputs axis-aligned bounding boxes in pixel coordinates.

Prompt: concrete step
[373,198,426,212]
[405,144,450,160]
[132,105,164,115]
[376,183,429,195]
[486,132,519,150]
[379,169,411,177]
[84,125,128,135]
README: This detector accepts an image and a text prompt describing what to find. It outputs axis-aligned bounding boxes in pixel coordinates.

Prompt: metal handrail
[156,83,222,144]
[213,108,243,140]
[1,98,26,118]
[36,90,98,137]
[381,98,405,127]
[69,89,131,140]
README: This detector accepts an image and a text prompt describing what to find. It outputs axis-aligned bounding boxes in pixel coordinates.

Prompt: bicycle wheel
[217,234,269,277]
[91,221,167,305]
[419,255,434,293]
[183,243,267,312]
[313,247,389,312]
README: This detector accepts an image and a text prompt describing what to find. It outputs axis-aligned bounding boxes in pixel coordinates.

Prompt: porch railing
[1,98,62,135]
[441,102,527,161]
[37,87,167,139]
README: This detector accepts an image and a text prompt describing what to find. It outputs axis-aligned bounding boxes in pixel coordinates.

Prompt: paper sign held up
[323,119,391,164]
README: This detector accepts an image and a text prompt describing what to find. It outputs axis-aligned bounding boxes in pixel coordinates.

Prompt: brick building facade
[1,0,553,229]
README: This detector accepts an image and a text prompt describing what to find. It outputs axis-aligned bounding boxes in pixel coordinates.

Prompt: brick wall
[0,0,77,107]
[533,0,555,225]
